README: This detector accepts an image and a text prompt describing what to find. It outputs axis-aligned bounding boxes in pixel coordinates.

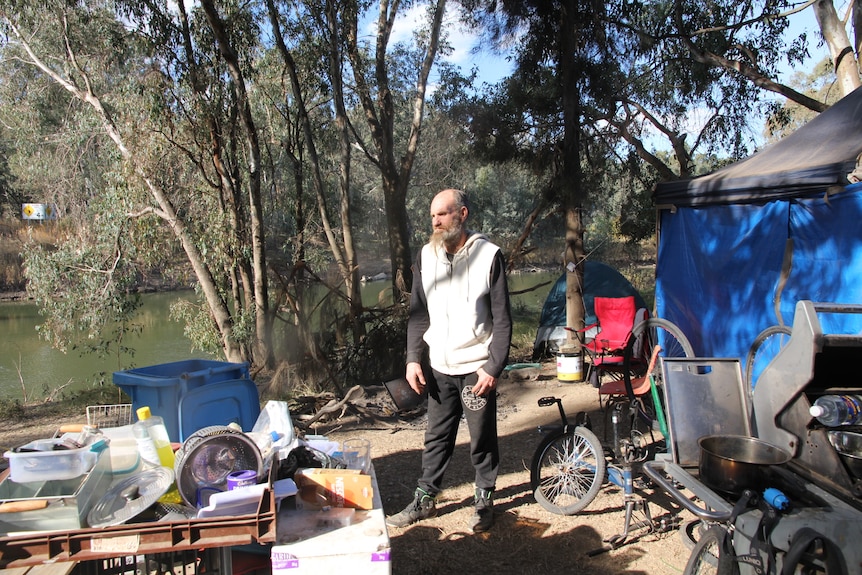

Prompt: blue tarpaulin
[654,86,862,361]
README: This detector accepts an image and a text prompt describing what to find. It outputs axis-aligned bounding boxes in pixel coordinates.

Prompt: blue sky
[416,4,828,89]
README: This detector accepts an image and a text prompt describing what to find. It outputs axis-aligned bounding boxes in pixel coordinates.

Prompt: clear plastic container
[3,438,99,483]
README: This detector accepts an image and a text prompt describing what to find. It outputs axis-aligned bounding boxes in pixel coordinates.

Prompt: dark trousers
[417,369,499,496]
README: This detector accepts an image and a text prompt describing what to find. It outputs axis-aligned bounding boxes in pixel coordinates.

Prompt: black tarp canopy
[651,87,862,368]
[655,86,862,207]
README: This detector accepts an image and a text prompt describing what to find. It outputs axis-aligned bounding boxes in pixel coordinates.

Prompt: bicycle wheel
[680,519,710,550]
[745,325,792,389]
[623,318,694,423]
[684,525,738,575]
[530,426,606,515]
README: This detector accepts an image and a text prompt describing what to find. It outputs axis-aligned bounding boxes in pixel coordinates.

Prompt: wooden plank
[27,563,77,575]
[0,563,79,575]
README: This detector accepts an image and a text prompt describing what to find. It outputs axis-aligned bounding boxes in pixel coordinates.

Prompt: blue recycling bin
[113,359,258,442]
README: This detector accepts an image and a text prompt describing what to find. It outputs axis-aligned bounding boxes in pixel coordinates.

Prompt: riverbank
[0,290,27,302]
[0,387,122,453]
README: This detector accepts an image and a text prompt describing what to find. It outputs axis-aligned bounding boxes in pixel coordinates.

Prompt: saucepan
[698,435,791,496]
[828,430,862,479]
[383,377,426,411]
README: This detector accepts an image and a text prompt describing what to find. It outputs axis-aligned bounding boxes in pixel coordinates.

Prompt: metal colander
[173,425,263,508]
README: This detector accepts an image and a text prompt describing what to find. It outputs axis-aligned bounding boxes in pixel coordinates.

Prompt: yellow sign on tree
[21,203,58,220]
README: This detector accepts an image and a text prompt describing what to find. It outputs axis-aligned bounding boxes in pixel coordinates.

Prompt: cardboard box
[295,468,374,510]
[272,508,390,575]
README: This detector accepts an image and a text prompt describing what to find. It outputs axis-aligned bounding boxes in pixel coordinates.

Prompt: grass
[0,386,129,422]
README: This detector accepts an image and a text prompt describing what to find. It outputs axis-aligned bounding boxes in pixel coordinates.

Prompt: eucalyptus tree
[342,0,448,299]
[0,1,271,365]
[461,0,861,347]
[596,0,861,182]
[564,1,862,244]
[462,0,625,348]
[0,138,19,214]
[261,0,369,352]
[811,0,861,96]
[1,0,460,390]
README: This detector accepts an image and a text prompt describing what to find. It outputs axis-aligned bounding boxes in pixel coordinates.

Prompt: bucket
[556,351,583,383]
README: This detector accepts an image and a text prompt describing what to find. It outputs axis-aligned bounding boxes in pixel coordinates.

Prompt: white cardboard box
[271,466,390,574]
[271,508,390,574]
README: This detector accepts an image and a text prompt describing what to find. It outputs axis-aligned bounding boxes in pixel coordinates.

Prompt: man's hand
[406,362,426,394]
[472,367,497,397]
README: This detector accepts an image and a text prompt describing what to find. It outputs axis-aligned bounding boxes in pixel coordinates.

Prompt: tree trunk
[346,0,446,300]
[200,0,273,368]
[560,0,586,352]
[813,0,862,97]
[384,177,413,299]
[326,0,365,342]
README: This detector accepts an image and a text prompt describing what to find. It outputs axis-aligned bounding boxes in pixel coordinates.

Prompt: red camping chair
[569,296,653,445]
[576,296,649,409]
[580,296,635,384]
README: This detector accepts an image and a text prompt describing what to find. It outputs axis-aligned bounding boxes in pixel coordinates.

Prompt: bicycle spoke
[531,426,605,515]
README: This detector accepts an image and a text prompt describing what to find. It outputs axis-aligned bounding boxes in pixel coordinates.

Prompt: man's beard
[430,217,463,251]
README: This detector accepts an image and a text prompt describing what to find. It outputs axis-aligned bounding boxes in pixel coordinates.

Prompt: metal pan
[698,435,791,496]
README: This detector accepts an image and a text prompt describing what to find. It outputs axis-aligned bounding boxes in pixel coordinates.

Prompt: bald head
[435,189,469,212]
[430,189,469,252]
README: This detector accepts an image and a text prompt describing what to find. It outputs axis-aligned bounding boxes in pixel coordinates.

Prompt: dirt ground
[318,363,699,575]
[0,362,699,574]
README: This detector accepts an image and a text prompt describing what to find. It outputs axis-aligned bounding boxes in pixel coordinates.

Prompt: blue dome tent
[532,261,647,359]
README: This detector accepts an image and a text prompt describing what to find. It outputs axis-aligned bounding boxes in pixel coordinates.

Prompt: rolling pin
[0,499,49,513]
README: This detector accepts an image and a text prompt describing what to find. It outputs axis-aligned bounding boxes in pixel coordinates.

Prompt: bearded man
[385,188,512,533]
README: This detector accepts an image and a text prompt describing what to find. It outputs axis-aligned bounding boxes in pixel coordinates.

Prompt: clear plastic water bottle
[809,394,862,426]
[246,430,283,460]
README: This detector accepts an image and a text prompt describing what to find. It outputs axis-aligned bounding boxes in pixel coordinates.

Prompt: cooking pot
[828,430,862,479]
[698,435,791,496]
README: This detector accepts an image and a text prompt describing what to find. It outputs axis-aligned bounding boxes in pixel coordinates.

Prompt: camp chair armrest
[565,323,599,334]
[584,338,626,358]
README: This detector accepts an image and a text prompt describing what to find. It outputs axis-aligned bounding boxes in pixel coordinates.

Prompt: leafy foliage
[1,0,856,395]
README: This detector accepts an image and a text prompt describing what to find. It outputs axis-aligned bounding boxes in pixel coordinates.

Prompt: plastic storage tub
[3,439,100,483]
[177,378,261,441]
[0,446,112,534]
[113,359,251,442]
[100,425,142,476]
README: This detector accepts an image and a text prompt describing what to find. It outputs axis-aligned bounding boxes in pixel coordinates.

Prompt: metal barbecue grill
[645,301,862,574]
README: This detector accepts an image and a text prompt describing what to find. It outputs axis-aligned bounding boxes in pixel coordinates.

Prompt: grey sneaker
[469,487,494,533]
[386,488,437,528]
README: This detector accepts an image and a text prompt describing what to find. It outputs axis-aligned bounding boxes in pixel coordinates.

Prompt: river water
[0,272,557,400]
[0,291,216,401]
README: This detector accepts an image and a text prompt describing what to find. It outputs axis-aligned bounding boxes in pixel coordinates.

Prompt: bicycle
[621,317,695,435]
[530,328,690,552]
[744,325,792,389]
[530,395,676,552]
